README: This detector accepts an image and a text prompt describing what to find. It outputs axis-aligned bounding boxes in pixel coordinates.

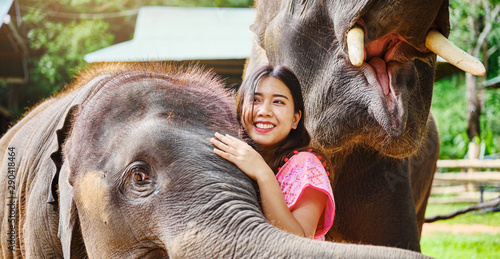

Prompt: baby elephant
[0,62,430,258]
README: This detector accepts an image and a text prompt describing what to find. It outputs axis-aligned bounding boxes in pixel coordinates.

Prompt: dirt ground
[422,223,500,235]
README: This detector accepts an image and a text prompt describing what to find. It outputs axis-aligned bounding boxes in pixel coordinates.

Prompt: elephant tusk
[425,30,486,76]
[347,27,365,66]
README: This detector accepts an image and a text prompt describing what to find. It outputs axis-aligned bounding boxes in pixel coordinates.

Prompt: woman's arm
[256,169,327,238]
[211,133,327,238]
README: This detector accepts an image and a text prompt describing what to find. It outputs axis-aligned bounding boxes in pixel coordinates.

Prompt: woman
[211,65,334,240]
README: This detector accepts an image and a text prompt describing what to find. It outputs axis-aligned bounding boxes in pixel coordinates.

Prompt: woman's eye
[133,170,149,182]
[274,100,285,104]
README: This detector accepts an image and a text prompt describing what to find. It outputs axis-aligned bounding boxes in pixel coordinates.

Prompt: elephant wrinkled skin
[245,0,445,252]
[0,63,430,258]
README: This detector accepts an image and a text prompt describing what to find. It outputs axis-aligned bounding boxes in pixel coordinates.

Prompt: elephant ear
[48,105,78,210]
[58,160,85,258]
[45,104,85,258]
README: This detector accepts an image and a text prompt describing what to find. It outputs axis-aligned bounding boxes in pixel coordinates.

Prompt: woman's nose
[256,102,272,117]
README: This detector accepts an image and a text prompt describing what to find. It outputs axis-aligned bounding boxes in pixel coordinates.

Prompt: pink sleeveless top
[276,152,335,240]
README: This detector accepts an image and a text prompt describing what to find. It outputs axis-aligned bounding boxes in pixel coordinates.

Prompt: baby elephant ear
[44,104,85,258]
[57,163,77,258]
[57,161,85,258]
[48,105,78,211]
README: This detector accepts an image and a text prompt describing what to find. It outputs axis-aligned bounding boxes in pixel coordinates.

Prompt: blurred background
[0,1,499,257]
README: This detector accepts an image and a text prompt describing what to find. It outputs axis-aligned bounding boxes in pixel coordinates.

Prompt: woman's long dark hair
[236,65,331,174]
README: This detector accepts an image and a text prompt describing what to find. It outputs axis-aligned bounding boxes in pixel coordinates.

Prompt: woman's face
[242,77,301,147]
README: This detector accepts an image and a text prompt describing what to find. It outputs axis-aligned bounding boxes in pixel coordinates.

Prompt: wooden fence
[429,159,500,204]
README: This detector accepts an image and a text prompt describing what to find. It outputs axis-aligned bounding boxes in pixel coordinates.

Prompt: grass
[421,233,500,259]
[421,203,500,259]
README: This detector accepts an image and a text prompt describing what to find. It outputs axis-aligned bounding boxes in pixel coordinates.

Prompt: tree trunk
[466,72,480,191]
[466,73,481,140]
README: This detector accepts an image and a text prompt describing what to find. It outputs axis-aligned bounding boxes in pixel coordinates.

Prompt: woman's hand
[211,132,271,181]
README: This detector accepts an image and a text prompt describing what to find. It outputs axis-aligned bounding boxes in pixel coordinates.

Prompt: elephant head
[242,0,489,251]
[246,0,483,158]
[46,63,430,258]
[56,63,241,257]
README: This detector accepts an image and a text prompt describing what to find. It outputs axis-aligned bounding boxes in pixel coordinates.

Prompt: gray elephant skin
[0,63,430,258]
[245,0,446,252]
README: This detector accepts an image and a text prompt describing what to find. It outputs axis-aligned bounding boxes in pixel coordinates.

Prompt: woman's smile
[255,121,276,132]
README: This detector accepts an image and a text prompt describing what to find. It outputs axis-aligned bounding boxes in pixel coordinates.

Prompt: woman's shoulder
[277,148,331,175]
[284,148,331,175]
[277,150,331,187]
[290,150,322,164]
[278,150,324,173]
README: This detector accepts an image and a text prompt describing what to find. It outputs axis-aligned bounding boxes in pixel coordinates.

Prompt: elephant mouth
[356,33,420,137]
[345,25,485,138]
[360,61,404,137]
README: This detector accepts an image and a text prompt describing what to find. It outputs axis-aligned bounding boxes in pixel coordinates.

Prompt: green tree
[24,9,114,88]
[432,0,500,158]
[9,0,120,115]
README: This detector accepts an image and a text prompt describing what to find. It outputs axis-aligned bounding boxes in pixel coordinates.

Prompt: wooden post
[467,142,480,191]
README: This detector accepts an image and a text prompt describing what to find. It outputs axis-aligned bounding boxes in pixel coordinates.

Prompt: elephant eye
[131,167,150,183]
[122,161,156,197]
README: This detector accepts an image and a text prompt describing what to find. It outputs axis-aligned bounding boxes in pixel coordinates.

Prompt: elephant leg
[409,115,440,237]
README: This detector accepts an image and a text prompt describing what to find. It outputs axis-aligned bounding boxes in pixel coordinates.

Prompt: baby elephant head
[57,64,252,258]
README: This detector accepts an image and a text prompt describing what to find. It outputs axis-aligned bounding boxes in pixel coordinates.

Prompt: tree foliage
[24,10,113,86]
[432,0,500,158]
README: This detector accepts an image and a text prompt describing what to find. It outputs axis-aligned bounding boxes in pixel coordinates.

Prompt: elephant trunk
[237,225,429,258]
[167,208,430,258]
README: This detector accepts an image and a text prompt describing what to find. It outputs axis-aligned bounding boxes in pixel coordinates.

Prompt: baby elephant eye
[132,169,149,183]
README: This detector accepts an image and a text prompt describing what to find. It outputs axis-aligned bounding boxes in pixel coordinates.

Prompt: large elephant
[245,0,483,252]
[0,62,431,258]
